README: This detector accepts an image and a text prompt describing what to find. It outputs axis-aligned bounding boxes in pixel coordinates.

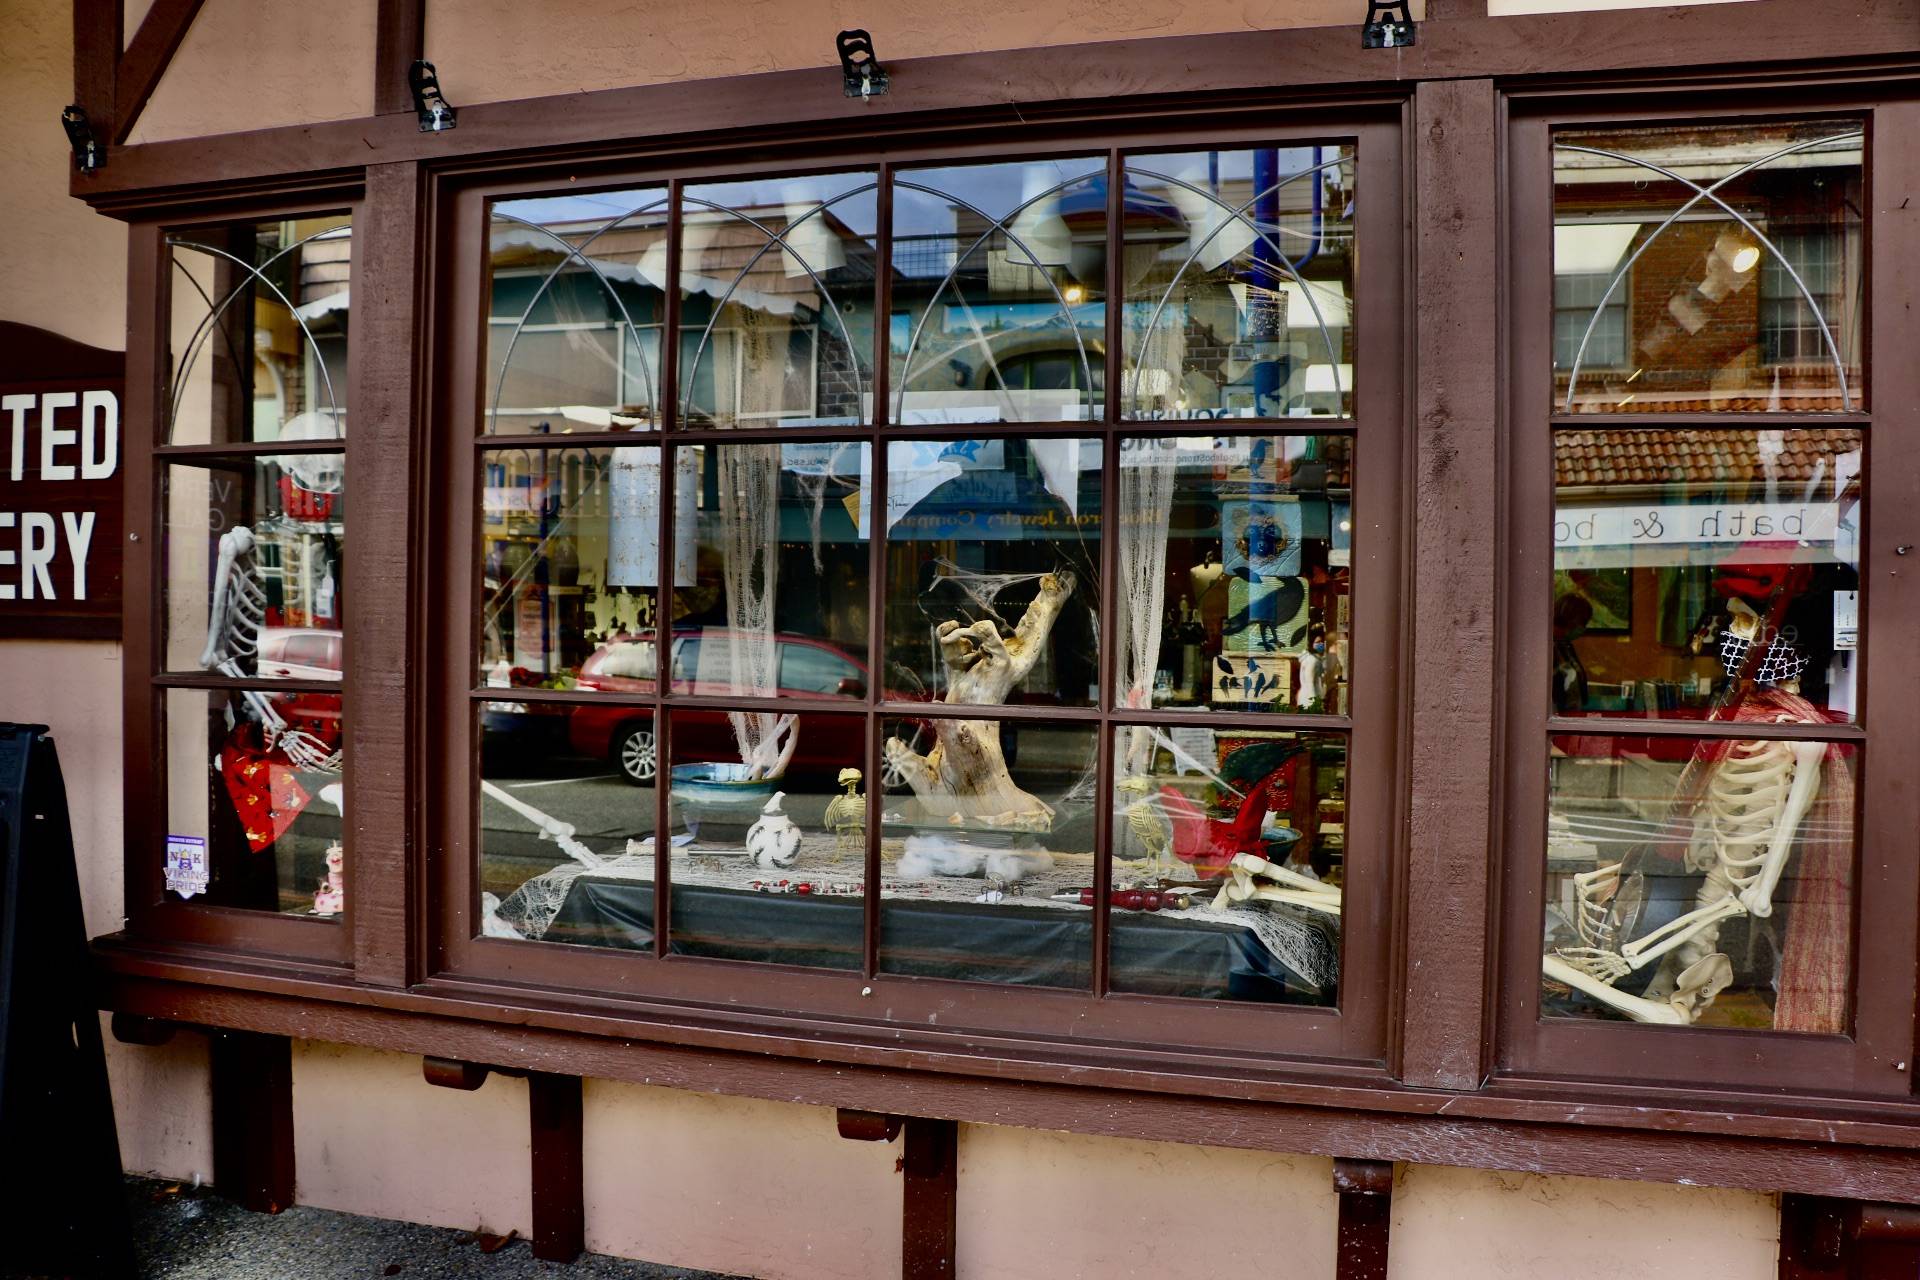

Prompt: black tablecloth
[548,876,1337,1004]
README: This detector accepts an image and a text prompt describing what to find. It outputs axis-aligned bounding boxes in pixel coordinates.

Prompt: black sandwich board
[0,724,132,1276]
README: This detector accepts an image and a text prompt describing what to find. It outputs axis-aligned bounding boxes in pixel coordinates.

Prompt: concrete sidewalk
[4,1179,744,1280]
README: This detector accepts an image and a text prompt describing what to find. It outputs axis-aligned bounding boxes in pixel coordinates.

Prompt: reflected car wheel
[618,725,658,785]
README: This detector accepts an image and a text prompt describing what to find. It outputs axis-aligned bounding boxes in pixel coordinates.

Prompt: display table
[547,871,1337,1004]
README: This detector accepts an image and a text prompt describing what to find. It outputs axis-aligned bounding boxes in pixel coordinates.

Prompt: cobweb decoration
[492,851,644,941]
[928,558,1053,629]
[718,443,787,771]
[1116,442,1177,774]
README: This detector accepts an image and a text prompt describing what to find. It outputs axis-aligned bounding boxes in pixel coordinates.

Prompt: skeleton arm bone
[480,779,603,868]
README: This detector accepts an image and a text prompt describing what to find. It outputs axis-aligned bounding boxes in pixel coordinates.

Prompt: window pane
[1542,731,1856,1033]
[1553,119,1863,413]
[1552,428,1861,722]
[170,216,352,445]
[163,686,343,915]
[681,173,878,428]
[1111,724,1345,1003]
[676,442,872,699]
[1115,434,1351,713]
[663,709,867,968]
[487,189,668,434]
[1122,145,1354,419]
[879,717,1096,987]
[884,438,1101,707]
[478,446,665,688]
[480,704,658,945]
[892,157,1107,424]
[164,458,344,678]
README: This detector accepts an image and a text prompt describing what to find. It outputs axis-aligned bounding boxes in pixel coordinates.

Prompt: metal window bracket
[837,29,889,99]
[61,105,102,174]
[407,60,458,133]
[1362,1,1416,48]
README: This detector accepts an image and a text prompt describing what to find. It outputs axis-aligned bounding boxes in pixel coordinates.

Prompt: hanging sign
[0,323,123,639]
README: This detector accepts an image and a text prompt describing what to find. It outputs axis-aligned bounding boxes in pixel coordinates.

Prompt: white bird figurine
[746,791,802,869]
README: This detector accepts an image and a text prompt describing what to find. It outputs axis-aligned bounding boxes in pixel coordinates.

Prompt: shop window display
[487,189,669,434]
[1110,726,1347,1003]
[1535,120,1871,1035]
[1114,434,1351,714]
[891,157,1108,424]
[460,152,1375,1014]
[153,219,351,920]
[1552,120,1863,414]
[1121,145,1355,419]
[680,173,878,428]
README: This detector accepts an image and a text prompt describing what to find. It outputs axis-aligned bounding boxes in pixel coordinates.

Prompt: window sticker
[164,834,208,899]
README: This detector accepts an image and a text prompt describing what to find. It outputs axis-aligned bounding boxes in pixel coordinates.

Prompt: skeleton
[824,768,865,860]
[1210,852,1342,918]
[1542,601,1824,1025]
[200,526,341,773]
[205,525,600,877]
[884,571,1076,832]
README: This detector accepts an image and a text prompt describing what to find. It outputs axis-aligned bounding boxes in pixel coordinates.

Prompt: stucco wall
[1392,1164,1780,1278]
[3,0,1789,1272]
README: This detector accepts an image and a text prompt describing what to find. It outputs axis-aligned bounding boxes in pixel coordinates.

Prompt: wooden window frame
[1494,89,1920,1098]
[122,193,364,966]
[428,111,1407,1067]
[83,0,1920,1200]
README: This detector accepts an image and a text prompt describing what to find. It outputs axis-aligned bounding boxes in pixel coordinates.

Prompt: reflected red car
[569,628,897,785]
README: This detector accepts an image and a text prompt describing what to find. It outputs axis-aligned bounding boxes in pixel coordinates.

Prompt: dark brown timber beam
[113,0,207,145]
[71,0,1920,206]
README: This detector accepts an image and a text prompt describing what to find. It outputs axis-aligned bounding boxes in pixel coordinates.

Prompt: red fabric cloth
[1714,688,1852,1034]
[219,724,313,852]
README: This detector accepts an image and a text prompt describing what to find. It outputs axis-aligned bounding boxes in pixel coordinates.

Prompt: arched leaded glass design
[169,217,352,445]
[1121,146,1355,419]
[891,157,1108,424]
[1552,121,1864,414]
[679,173,879,428]
[487,189,670,434]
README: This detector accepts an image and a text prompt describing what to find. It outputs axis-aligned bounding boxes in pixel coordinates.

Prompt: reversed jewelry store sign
[0,323,123,639]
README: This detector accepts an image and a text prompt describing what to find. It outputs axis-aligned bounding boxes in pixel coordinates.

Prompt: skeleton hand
[1551,946,1632,984]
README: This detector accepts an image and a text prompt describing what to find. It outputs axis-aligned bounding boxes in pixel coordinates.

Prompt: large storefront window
[448,130,1395,1051]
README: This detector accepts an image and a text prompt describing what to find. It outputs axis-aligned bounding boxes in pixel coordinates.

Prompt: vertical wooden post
[374,0,426,117]
[528,1073,585,1263]
[901,1117,958,1280]
[209,1030,294,1214]
[1333,1158,1394,1280]
[70,0,119,148]
[347,159,429,990]
[1400,76,1502,1091]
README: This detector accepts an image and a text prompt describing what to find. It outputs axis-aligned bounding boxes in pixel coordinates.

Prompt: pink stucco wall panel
[291,1042,533,1236]
[582,1080,903,1280]
[955,1123,1339,1279]
[1389,1163,1779,1279]
[127,0,376,143]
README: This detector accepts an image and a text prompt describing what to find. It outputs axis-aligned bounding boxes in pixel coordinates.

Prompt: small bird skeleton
[824,768,865,860]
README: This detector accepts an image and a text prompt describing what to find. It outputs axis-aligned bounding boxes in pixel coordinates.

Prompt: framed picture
[1554,567,1631,634]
